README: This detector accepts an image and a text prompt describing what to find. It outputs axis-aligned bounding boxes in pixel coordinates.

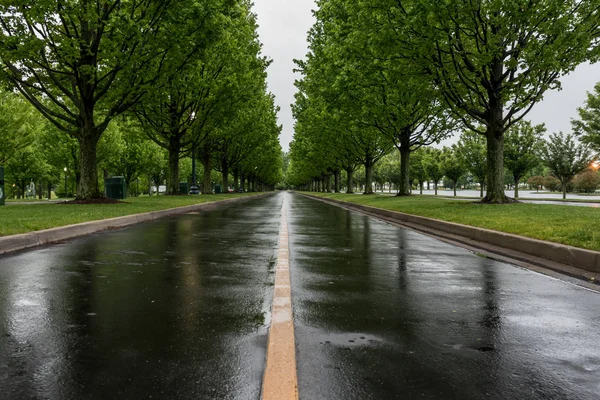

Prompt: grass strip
[305,192,600,252]
[0,193,258,236]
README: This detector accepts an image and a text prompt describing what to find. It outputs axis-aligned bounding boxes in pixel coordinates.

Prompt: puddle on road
[317,332,385,347]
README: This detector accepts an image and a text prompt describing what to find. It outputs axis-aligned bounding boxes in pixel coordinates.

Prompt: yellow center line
[262,202,298,400]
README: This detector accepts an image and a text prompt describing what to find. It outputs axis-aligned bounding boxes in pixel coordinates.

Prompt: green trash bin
[104,176,127,199]
[179,182,189,195]
[0,166,4,206]
[214,184,222,194]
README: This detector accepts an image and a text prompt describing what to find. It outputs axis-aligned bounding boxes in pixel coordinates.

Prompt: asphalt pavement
[0,194,283,399]
[287,193,600,399]
[1,192,600,399]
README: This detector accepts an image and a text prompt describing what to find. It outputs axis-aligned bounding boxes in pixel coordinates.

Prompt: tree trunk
[241,174,246,192]
[326,175,332,193]
[78,135,100,199]
[483,131,512,203]
[480,181,484,197]
[427,181,430,190]
[398,147,411,196]
[482,53,513,203]
[562,182,567,200]
[167,143,180,195]
[454,182,457,197]
[364,157,374,194]
[420,181,423,195]
[514,175,520,199]
[221,160,229,193]
[201,154,212,194]
[346,168,354,193]
[233,170,239,191]
[334,170,341,193]
[434,182,438,196]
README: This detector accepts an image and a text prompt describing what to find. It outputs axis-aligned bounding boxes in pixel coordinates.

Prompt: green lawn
[306,192,600,251]
[0,193,258,236]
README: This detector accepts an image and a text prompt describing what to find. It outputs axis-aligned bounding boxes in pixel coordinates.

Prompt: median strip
[262,201,298,400]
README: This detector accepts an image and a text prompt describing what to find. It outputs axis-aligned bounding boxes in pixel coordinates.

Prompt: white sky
[252,1,600,152]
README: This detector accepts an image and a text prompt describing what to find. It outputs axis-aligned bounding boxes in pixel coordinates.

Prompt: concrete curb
[300,193,600,282]
[0,193,272,256]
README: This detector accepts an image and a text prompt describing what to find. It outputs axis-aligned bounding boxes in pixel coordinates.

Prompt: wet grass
[306,192,600,251]
[0,193,259,236]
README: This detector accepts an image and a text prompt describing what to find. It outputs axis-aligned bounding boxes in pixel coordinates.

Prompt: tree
[105,119,159,191]
[542,132,594,199]
[0,0,230,199]
[572,81,600,152]
[305,0,454,197]
[504,121,544,198]
[145,147,168,196]
[526,176,544,192]
[216,92,281,193]
[0,90,43,165]
[132,1,262,195]
[423,148,444,195]
[406,0,600,203]
[457,131,487,197]
[574,169,600,193]
[409,149,429,195]
[543,175,562,192]
[441,146,466,197]
[291,3,393,195]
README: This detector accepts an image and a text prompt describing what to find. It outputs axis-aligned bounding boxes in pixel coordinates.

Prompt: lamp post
[189,146,199,194]
[189,111,199,195]
[63,167,68,198]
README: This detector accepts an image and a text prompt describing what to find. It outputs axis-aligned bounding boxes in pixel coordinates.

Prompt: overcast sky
[252,1,600,152]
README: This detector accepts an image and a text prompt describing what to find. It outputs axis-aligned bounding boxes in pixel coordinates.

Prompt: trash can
[179,182,189,195]
[104,176,127,199]
[0,166,4,206]
[214,184,222,194]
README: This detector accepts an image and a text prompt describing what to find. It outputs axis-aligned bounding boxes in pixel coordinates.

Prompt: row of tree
[292,121,597,200]
[287,0,600,203]
[0,0,282,200]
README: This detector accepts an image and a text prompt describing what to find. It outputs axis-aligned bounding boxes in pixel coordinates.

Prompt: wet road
[288,193,600,399]
[2,192,600,399]
[0,195,282,399]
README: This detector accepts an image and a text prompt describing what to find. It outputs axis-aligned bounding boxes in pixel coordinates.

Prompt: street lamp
[189,111,199,195]
[63,167,68,198]
[189,147,200,194]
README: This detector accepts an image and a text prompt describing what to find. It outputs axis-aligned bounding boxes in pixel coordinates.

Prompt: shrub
[543,176,562,192]
[526,176,544,191]
[574,169,600,193]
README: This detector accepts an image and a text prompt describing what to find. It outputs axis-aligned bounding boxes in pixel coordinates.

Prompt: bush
[542,176,561,192]
[527,175,544,191]
[574,169,600,193]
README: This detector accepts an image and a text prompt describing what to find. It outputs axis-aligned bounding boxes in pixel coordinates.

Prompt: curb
[0,193,272,256]
[300,193,600,283]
